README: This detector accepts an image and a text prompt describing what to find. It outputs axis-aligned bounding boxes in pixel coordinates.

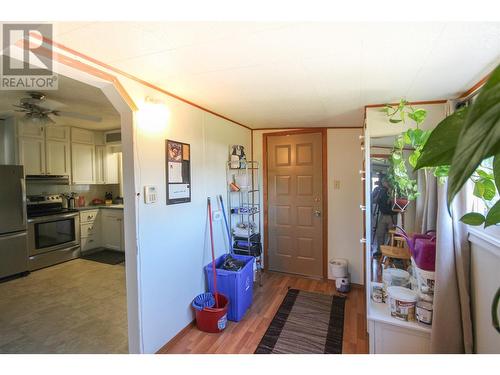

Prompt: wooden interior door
[267,132,323,277]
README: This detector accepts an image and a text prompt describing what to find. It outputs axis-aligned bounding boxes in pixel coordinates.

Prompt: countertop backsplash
[27,183,121,206]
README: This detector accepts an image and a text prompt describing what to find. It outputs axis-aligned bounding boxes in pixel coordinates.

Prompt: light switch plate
[143,185,158,204]
[334,180,341,189]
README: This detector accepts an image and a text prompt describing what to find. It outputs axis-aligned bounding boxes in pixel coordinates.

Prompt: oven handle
[28,212,79,223]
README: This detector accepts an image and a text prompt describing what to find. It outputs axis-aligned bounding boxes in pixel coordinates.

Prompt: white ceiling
[0,75,120,130]
[52,22,500,129]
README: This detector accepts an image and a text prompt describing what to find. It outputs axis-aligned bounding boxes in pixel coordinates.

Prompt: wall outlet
[334,180,341,190]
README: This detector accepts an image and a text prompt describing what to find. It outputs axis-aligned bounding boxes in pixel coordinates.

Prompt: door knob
[314,210,321,217]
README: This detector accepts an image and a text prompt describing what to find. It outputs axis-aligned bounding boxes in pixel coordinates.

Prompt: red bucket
[194,293,229,333]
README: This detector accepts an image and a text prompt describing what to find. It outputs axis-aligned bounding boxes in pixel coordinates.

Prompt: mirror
[369,135,420,283]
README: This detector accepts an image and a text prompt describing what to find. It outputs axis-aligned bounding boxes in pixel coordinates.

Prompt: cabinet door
[45,126,70,142]
[101,211,124,251]
[95,145,106,184]
[71,128,94,144]
[18,137,45,175]
[71,143,95,184]
[105,146,120,184]
[46,140,71,176]
[18,122,44,138]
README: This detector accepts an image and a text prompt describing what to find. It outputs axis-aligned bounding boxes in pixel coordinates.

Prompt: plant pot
[393,197,409,212]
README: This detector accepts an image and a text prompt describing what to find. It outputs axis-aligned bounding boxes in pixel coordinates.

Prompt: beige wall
[252,128,364,284]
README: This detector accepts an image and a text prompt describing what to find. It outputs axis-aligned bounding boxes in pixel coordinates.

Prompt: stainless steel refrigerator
[0,165,28,279]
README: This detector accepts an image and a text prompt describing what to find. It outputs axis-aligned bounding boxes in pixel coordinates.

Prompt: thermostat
[143,185,158,204]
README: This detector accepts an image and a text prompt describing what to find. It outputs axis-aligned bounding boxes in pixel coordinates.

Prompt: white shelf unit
[226,160,263,286]
[364,128,432,354]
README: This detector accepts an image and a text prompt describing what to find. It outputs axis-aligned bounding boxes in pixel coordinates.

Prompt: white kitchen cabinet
[18,137,45,175]
[80,209,101,253]
[45,126,70,142]
[46,140,71,176]
[71,127,94,144]
[101,210,124,251]
[95,145,106,184]
[105,145,121,184]
[17,122,44,138]
[71,143,95,184]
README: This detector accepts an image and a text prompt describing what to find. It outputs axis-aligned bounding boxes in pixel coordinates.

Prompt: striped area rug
[255,289,345,354]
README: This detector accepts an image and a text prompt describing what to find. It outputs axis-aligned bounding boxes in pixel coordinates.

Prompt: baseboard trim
[156,320,195,354]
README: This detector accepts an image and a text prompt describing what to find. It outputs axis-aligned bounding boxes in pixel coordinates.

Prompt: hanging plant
[415,63,500,227]
[383,100,431,209]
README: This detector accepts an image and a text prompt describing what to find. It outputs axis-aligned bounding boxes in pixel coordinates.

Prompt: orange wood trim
[156,319,195,354]
[252,126,363,131]
[30,32,251,131]
[321,127,328,279]
[371,153,391,159]
[262,128,328,279]
[263,133,269,272]
[458,74,490,99]
[364,99,447,109]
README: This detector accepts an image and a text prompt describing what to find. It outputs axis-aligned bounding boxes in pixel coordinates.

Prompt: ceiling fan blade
[54,111,102,123]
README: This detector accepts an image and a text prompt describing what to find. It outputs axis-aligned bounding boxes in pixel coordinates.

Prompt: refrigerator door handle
[20,178,27,225]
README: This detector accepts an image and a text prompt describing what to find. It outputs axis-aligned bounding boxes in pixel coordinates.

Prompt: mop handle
[218,194,233,254]
[207,198,219,307]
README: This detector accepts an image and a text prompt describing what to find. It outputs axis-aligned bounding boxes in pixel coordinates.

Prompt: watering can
[396,227,436,272]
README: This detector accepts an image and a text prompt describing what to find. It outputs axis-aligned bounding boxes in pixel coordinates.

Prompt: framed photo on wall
[166,139,191,205]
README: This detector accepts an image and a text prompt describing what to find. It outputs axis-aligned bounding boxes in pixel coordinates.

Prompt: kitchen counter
[75,204,124,211]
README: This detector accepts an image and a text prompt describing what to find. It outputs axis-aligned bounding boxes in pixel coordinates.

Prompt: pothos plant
[383,100,431,203]
[415,63,500,228]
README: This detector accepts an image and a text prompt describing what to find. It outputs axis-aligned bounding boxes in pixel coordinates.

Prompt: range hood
[26,175,70,185]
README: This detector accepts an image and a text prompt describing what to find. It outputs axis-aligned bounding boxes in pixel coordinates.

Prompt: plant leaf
[414,107,468,170]
[494,153,500,194]
[485,200,500,227]
[408,109,427,125]
[448,64,500,206]
[434,165,450,178]
[473,180,485,198]
[482,178,497,201]
[390,118,402,124]
[460,212,486,226]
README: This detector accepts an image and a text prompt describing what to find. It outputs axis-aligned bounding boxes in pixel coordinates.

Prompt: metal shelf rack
[226,160,263,286]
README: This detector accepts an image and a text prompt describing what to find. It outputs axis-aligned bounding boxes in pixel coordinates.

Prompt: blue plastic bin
[205,254,254,322]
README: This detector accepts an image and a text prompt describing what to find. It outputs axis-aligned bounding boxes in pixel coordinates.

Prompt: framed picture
[166,139,191,205]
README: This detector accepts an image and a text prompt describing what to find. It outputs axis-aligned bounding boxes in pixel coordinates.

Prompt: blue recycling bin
[204,254,254,322]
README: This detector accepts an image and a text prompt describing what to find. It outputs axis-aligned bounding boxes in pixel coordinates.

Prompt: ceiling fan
[13,91,102,125]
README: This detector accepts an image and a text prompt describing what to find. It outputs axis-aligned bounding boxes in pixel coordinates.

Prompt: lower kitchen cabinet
[101,210,124,252]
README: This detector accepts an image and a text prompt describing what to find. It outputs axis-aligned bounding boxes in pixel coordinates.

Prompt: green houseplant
[415,64,500,228]
[383,100,431,209]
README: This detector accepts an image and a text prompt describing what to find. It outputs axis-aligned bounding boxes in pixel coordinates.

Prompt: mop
[207,197,220,307]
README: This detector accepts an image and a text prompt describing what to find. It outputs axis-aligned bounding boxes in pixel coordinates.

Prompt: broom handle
[219,194,233,254]
[208,198,219,307]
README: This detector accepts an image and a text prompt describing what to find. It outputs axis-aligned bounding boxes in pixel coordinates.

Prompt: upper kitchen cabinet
[18,136,45,175]
[71,143,95,184]
[17,121,44,139]
[17,122,71,176]
[46,140,71,176]
[71,127,95,144]
[105,144,121,184]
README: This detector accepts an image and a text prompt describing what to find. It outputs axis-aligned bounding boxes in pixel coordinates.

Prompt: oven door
[28,213,80,256]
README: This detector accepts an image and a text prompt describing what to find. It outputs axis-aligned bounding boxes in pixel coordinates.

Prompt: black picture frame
[166,139,191,205]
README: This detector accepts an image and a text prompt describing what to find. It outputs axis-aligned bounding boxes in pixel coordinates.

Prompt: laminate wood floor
[158,272,368,354]
[0,258,128,353]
